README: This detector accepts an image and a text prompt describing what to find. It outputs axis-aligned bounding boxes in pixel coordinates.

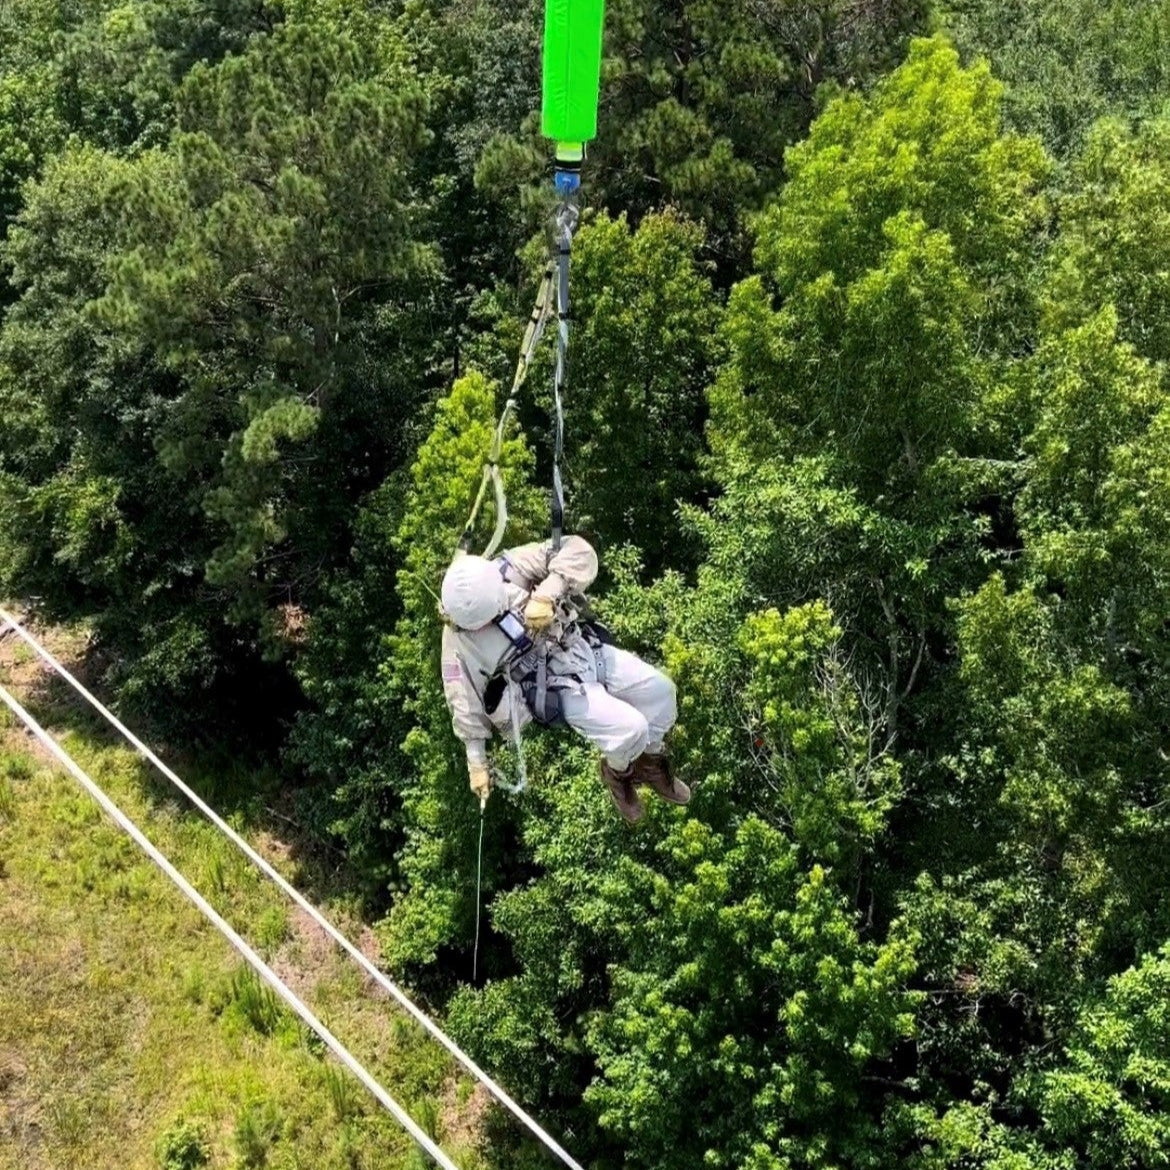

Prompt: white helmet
[441,554,507,629]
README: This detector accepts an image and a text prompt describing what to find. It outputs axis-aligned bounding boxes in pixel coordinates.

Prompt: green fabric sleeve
[541,0,606,146]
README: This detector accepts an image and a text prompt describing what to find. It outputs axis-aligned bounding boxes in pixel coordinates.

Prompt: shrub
[155,1118,210,1170]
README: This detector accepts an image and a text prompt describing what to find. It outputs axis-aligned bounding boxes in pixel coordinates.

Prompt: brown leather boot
[632,752,691,806]
[600,760,645,824]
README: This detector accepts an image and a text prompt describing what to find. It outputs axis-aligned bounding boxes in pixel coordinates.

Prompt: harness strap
[535,649,551,724]
[460,261,556,556]
[459,198,579,559]
[593,639,607,687]
[458,263,554,554]
[577,621,607,686]
[551,201,578,553]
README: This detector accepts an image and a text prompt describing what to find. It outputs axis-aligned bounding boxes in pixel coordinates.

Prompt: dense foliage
[3,2,1169,1168]
[944,0,1170,156]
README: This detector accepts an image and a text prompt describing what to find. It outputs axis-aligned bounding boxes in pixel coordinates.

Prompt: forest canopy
[2,1,1169,1167]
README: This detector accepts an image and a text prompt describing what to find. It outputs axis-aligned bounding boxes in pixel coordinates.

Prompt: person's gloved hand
[468,760,492,806]
[524,594,556,635]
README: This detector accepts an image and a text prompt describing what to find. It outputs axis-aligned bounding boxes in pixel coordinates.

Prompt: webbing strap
[460,199,579,559]
[461,260,556,557]
[535,649,550,724]
[594,641,607,687]
[551,200,578,553]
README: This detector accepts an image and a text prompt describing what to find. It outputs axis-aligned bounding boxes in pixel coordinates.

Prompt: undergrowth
[0,726,483,1170]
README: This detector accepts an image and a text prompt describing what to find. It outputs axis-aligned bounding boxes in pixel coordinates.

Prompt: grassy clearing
[0,696,492,1170]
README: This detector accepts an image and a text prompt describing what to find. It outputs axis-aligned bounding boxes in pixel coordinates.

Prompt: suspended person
[440,536,689,823]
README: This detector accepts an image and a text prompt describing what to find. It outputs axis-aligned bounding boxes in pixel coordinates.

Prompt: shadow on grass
[7,644,375,925]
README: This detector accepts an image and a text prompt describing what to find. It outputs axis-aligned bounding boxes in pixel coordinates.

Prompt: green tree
[556,210,721,573]
[103,14,438,614]
[598,0,929,229]
[0,66,61,239]
[710,35,1048,744]
[0,0,71,240]
[376,370,543,968]
[894,248,1170,1167]
[48,0,280,153]
[0,0,281,241]
[0,144,160,614]
[923,308,1170,992]
[1037,945,1170,1169]
[1,10,446,729]
[943,0,1170,157]
[586,833,917,1170]
[1048,116,1170,363]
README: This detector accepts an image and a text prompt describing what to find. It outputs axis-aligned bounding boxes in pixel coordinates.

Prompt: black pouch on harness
[485,663,565,726]
[484,673,507,717]
[494,609,533,656]
[520,650,567,727]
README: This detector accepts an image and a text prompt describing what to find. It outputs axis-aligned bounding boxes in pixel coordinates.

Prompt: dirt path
[0,611,89,763]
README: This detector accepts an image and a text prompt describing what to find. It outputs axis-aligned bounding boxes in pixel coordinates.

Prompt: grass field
[0,628,492,1170]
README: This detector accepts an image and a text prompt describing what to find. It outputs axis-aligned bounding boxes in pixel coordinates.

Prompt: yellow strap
[508,261,556,406]
[460,260,557,553]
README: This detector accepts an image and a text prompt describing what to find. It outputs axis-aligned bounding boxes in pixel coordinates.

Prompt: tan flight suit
[440,537,677,772]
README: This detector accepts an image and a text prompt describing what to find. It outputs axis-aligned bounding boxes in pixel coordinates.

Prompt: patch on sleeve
[442,660,462,683]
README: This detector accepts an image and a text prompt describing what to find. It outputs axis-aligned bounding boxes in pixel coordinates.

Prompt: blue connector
[554,168,581,198]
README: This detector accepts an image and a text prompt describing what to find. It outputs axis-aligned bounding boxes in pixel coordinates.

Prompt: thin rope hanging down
[473,806,486,983]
